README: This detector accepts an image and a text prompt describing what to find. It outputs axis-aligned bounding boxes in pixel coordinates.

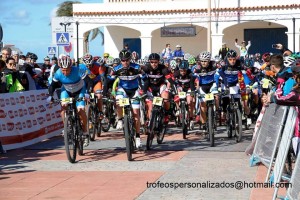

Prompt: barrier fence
[250,104,288,170]
[0,89,62,151]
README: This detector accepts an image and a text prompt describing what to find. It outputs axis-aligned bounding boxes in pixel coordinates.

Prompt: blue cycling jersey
[53,65,89,93]
[110,63,141,90]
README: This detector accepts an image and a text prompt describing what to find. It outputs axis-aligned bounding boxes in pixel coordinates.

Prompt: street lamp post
[59,22,71,55]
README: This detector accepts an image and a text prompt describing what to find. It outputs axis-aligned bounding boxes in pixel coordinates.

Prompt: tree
[56,1,104,54]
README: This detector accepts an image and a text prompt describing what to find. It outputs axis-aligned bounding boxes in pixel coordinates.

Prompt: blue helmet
[178,60,189,70]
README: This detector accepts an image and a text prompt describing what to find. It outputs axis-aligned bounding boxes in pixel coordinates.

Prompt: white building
[72,0,300,59]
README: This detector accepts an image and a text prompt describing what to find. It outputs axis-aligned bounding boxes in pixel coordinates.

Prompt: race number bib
[119,98,130,106]
[153,97,163,106]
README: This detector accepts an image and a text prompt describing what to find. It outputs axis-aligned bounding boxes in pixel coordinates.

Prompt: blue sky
[0,0,103,62]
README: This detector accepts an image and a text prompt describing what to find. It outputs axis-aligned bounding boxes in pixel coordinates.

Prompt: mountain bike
[61,97,86,163]
[119,96,140,161]
[101,93,117,132]
[225,87,243,143]
[178,91,190,139]
[146,96,167,150]
[86,93,101,141]
[204,92,217,147]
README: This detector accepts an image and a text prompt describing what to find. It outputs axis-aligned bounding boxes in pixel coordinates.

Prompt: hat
[241,41,246,44]
[44,56,50,61]
[12,51,19,56]
[291,65,300,73]
[176,45,181,48]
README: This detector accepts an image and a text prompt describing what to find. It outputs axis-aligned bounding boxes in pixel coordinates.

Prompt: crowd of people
[2,41,300,157]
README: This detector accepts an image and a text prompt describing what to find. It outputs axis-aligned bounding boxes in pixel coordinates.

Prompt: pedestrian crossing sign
[48,47,56,55]
[56,32,69,46]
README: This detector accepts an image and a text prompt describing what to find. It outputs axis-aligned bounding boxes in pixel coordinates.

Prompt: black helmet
[178,60,189,70]
[113,58,121,65]
[226,50,237,58]
[148,53,160,61]
[30,53,38,61]
[26,52,33,58]
[119,50,131,60]
[51,56,58,61]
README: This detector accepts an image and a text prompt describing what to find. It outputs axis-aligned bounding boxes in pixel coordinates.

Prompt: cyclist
[173,60,196,126]
[81,54,105,117]
[47,55,91,146]
[193,51,218,128]
[109,50,145,148]
[215,50,244,122]
[142,53,173,124]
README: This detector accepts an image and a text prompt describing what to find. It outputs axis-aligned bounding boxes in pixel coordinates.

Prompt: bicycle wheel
[181,102,188,139]
[124,114,133,161]
[64,115,77,163]
[208,106,214,147]
[227,109,233,138]
[87,104,96,141]
[77,131,84,156]
[234,109,243,143]
[101,102,111,132]
[157,124,166,144]
[147,108,157,150]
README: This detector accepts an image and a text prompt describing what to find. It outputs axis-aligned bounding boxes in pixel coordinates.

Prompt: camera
[272,44,278,48]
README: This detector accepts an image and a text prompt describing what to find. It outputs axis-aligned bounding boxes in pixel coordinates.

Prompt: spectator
[2,57,28,93]
[235,39,251,63]
[173,44,184,58]
[1,46,12,62]
[122,43,131,52]
[161,43,172,63]
[218,42,229,59]
[272,43,293,56]
[0,60,6,93]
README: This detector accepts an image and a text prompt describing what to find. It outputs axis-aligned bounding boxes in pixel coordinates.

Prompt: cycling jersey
[173,69,196,92]
[109,62,142,90]
[217,60,242,87]
[194,62,217,86]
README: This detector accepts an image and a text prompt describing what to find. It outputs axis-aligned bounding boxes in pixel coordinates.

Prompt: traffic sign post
[56,32,70,46]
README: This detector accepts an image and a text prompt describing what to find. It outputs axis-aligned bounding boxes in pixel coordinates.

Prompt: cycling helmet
[148,53,160,61]
[184,53,191,61]
[113,58,121,65]
[188,56,196,65]
[170,60,177,70]
[103,53,109,58]
[119,50,131,60]
[106,57,114,66]
[58,55,72,68]
[30,53,38,61]
[262,52,271,62]
[51,56,57,61]
[178,60,189,70]
[283,56,296,67]
[96,57,105,66]
[199,51,211,61]
[226,50,237,58]
[82,54,93,65]
[44,56,50,61]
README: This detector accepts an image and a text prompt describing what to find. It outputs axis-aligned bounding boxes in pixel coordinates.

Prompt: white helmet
[106,57,114,66]
[58,55,72,68]
[199,51,211,61]
[283,56,296,67]
[170,59,177,69]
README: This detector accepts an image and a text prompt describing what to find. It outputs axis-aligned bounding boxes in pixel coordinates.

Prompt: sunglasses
[200,61,208,63]
[150,61,159,64]
[8,63,16,66]
[104,56,108,58]
[121,59,130,62]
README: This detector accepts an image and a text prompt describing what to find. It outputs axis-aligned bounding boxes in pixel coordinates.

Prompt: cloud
[3,10,31,25]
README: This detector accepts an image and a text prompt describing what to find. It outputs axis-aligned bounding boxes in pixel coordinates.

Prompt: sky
[0,0,103,62]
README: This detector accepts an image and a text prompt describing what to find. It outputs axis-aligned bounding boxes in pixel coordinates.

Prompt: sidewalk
[0,127,283,200]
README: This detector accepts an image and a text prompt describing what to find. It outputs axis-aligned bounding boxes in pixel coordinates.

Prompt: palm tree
[56,1,104,54]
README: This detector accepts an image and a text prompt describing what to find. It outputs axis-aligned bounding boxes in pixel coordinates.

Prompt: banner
[0,89,63,150]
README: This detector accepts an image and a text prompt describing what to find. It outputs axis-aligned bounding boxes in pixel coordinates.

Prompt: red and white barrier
[0,89,63,151]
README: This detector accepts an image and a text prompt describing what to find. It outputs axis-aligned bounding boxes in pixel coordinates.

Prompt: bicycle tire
[101,102,111,132]
[181,102,188,139]
[87,105,96,141]
[235,109,243,143]
[208,106,214,147]
[157,124,166,144]
[64,115,77,163]
[147,108,157,150]
[124,115,133,161]
[227,110,233,138]
[77,133,84,156]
